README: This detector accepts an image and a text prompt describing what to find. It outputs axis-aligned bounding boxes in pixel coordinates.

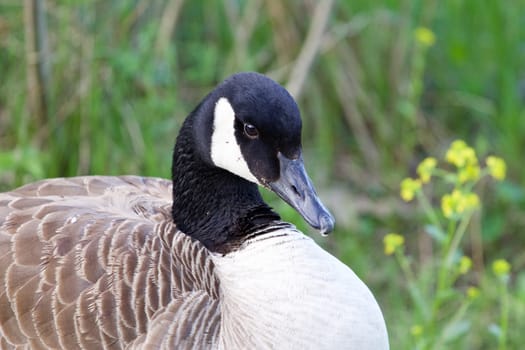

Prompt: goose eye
[243,123,259,139]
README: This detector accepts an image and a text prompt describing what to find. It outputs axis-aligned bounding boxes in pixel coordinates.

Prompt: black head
[178,72,334,235]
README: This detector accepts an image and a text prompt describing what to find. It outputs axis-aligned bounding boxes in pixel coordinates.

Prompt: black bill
[268,152,335,235]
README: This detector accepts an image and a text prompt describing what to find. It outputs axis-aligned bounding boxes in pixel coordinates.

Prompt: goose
[0,72,388,349]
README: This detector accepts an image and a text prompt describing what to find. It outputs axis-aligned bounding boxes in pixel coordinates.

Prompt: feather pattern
[0,176,220,349]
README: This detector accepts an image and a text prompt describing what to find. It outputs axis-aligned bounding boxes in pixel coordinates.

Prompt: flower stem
[444,211,472,267]
[498,280,509,350]
[433,300,471,349]
[396,250,430,320]
[431,219,457,321]
[417,190,444,235]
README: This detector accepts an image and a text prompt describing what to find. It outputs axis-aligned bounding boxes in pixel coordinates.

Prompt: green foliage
[0,1,524,348]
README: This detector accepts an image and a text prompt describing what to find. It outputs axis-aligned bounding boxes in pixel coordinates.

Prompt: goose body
[0,72,388,349]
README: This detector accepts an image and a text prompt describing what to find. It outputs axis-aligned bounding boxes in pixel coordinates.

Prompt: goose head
[172,72,334,249]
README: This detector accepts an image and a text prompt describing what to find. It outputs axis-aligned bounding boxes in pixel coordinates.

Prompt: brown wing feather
[0,176,220,349]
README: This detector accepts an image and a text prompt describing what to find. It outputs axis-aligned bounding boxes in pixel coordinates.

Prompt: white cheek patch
[211,97,259,184]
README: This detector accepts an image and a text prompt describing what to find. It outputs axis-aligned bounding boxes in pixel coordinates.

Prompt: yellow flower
[458,163,480,183]
[441,192,455,218]
[462,147,478,166]
[486,156,506,181]
[466,286,480,300]
[465,193,480,209]
[383,233,405,255]
[458,256,472,275]
[414,27,436,47]
[400,178,421,201]
[445,141,464,166]
[441,190,480,218]
[445,140,478,168]
[417,157,437,183]
[492,259,511,277]
[410,324,423,337]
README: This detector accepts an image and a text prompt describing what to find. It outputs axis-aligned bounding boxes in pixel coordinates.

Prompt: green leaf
[482,214,504,243]
[496,181,525,204]
[425,224,446,242]
[443,320,471,342]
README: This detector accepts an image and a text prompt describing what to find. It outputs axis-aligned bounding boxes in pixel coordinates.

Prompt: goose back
[0,176,220,349]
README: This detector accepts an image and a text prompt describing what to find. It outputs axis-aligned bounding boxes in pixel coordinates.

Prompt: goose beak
[268,152,335,235]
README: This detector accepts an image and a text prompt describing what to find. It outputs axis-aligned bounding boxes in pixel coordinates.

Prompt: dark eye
[243,123,259,139]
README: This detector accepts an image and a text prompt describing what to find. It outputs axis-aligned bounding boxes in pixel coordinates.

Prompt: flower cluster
[383,233,405,255]
[466,286,480,300]
[441,190,480,219]
[410,324,423,337]
[487,156,506,181]
[414,27,436,47]
[458,256,472,275]
[445,140,477,168]
[445,140,481,183]
[399,140,506,222]
[492,259,511,277]
[390,140,512,346]
[400,178,421,201]
[417,157,437,183]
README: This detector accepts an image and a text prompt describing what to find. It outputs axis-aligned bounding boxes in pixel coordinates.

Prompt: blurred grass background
[0,0,524,348]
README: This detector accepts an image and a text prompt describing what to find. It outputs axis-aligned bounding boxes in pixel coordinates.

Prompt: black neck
[171,115,281,253]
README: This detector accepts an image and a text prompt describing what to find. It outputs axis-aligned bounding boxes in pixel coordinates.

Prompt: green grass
[1,1,524,348]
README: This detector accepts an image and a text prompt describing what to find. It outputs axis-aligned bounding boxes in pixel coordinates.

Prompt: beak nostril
[290,185,302,199]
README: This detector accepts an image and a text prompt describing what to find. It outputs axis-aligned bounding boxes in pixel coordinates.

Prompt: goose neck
[171,117,279,253]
